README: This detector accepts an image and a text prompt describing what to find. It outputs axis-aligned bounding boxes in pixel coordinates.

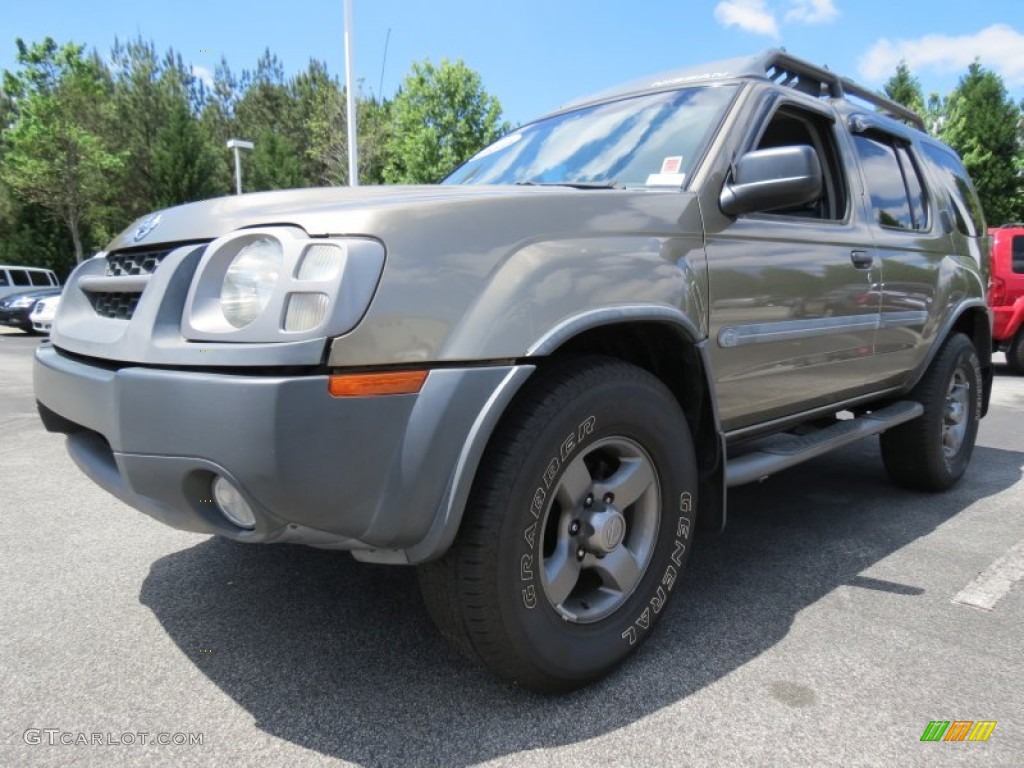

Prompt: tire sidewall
[493,367,697,685]
[933,339,982,481]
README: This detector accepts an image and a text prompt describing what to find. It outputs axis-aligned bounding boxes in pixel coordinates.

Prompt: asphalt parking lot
[1,327,1022,767]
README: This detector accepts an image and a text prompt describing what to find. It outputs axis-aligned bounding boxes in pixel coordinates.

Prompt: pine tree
[941,61,1022,226]
[883,61,925,116]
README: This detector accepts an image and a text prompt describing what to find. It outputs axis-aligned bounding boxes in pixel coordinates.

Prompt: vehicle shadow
[139,438,1023,767]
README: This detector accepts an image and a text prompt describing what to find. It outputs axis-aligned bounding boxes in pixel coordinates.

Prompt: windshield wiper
[515,180,624,190]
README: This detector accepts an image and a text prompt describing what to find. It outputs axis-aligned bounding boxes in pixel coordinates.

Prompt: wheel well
[950,306,993,416]
[541,321,725,531]
[951,307,992,367]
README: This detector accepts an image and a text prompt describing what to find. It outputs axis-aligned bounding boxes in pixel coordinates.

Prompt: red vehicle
[989,224,1024,373]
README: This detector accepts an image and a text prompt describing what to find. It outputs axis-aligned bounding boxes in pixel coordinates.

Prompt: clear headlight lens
[220,237,283,328]
[296,243,345,281]
[12,297,36,308]
[284,292,330,331]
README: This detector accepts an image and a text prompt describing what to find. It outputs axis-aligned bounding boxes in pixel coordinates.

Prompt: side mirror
[719,145,823,216]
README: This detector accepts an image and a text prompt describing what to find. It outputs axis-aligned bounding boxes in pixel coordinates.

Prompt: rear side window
[852,134,928,231]
[29,271,50,286]
[1013,236,1024,274]
[9,270,29,286]
[920,143,985,236]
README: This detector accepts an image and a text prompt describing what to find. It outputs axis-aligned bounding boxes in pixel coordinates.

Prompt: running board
[725,401,923,487]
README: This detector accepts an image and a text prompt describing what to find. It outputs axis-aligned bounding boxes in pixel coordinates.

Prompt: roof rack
[754,49,926,132]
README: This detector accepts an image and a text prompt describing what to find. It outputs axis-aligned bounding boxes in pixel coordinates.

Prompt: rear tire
[880,333,981,491]
[1007,329,1024,375]
[417,357,698,691]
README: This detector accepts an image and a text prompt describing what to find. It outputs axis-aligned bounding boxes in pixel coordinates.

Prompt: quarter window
[1013,236,1024,274]
[0,271,8,287]
[919,143,985,236]
[852,134,927,231]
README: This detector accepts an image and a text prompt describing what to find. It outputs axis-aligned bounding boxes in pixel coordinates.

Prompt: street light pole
[343,0,359,186]
[226,138,254,195]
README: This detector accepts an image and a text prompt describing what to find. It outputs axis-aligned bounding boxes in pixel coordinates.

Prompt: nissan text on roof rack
[34,50,991,691]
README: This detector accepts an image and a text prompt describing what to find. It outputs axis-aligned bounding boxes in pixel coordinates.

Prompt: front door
[703,100,880,431]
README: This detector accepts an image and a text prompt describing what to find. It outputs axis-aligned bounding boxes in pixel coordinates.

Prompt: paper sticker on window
[660,156,683,174]
[646,173,686,187]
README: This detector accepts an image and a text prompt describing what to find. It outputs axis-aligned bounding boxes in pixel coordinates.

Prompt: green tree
[1,38,124,263]
[151,100,225,207]
[290,59,345,186]
[883,60,925,116]
[247,128,304,191]
[384,59,509,184]
[940,61,1022,226]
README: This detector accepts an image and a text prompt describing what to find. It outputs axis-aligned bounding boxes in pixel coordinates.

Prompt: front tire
[418,357,698,691]
[880,333,981,491]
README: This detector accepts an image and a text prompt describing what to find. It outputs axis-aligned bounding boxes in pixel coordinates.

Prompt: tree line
[0,37,508,275]
[1,37,1022,280]
[882,60,1023,228]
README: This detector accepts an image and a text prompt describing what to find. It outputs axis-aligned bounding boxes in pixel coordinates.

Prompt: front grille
[105,247,173,277]
[89,292,141,320]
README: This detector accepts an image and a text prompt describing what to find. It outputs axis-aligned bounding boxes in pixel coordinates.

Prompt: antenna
[378,27,391,100]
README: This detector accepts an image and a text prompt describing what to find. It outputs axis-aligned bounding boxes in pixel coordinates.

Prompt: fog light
[212,476,256,529]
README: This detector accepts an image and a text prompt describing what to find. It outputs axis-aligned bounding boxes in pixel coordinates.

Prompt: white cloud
[859,24,1024,87]
[191,64,214,88]
[785,0,839,24]
[714,0,779,38]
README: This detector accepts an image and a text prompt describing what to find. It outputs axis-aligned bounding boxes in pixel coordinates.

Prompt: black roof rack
[755,50,926,131]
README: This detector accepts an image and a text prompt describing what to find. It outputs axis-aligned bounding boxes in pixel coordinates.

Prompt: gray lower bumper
[34,343,528,559]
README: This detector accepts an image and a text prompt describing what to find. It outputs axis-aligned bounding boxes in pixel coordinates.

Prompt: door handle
[850,250,873,269]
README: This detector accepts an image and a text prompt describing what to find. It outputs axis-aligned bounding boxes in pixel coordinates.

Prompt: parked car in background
[0,287,62,333]
[989,224,1024,373]
[30,294,60,334]
[0,266,60,300]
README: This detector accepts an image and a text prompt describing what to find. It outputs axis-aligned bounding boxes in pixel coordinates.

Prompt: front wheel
[880,333,982,491]
[417,357,698,691]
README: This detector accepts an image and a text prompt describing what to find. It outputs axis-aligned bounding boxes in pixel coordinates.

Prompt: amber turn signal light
[328,370,429,397]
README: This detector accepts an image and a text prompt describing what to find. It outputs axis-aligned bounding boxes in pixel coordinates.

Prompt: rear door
[851,128,985,387]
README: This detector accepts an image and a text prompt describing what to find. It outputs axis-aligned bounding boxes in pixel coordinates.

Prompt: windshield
[444,85,737,188]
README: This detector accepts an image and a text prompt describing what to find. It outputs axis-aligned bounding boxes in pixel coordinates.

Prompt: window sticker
[660,156,683,174]
[645,173,686,187]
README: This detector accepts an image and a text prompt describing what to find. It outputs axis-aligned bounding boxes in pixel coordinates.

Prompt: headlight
[220,237,283,328]
[182,227,386,343]
[11,297,36,308]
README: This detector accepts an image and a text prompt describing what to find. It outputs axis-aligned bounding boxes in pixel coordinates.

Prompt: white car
[30,295,60,334]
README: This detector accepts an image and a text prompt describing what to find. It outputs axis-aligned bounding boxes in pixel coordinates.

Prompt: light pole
[343,0,359,186]
[226,138,254,195]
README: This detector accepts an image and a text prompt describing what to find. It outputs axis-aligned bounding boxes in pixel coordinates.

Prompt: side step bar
[725,401,923,487]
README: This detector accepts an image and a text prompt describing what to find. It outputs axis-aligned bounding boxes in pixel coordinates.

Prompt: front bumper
[0,306,33,331]
[35,343,526,558]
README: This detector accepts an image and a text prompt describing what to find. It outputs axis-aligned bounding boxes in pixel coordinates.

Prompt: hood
[107,185,574,251]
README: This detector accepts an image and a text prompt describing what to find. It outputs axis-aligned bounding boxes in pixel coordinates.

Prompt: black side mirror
[720,145,823,216]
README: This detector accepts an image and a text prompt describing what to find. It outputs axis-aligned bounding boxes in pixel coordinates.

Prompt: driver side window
[753,107,847,220]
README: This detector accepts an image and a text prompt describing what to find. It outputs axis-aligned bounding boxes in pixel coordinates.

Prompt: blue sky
[3,1,1022,125]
